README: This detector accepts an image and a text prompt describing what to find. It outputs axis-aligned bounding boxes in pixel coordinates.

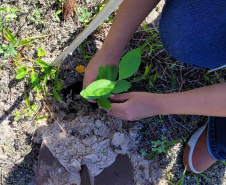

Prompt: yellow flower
[76,65,85,73]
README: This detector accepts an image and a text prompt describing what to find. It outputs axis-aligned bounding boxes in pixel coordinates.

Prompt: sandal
[183,124,216,173]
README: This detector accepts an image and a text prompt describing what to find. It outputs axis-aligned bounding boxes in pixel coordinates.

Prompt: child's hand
[83,48,120,89]
[103,92,163,121]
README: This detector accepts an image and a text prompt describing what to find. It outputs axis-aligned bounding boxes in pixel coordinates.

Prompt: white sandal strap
[188,125,207,174]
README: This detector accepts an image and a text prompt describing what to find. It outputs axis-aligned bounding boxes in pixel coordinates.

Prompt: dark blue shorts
[159,0,226,68]
[159,0,226,160]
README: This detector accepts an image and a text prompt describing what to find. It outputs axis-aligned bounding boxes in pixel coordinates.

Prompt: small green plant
[167,168,186,185]
[28,9,44,25]
[14,93,37,120]
[78,8,92,24]
[15,46,63,102]
[80,48,141,110]
[0,27,48,58]
[147,136,183,160]
[55,10,62,22]
[0,6,21,24]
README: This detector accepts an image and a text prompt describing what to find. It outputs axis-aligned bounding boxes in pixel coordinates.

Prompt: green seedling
[15,46,63,101]
[78,8,92,24]
[55,10,62,22]
[1,27,48,58]
[80,48,141,110]
[0,6,21,27]
[79,41,92,62]
[14,93,37,120]
[147,136,183,160]
[28,9,44,25]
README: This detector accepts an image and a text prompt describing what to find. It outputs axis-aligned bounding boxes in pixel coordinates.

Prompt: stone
[84,154,98,164]
[111,132,126,148]
[68,159,81,172]
[98,139,110,150]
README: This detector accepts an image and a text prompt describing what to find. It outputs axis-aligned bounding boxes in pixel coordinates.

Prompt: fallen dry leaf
[62,0,77,19]
[76,65,85,73]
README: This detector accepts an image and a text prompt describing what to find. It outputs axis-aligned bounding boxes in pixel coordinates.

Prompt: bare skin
[83,0,226,121]
[83,0,160,89]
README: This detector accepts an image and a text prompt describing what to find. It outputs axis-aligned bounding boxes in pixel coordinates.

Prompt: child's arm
[107,83,226,121]
[83,0,160,89]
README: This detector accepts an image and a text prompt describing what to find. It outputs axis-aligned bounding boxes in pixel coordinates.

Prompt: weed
[167,167,186,185]
[147,136,182,160]
[0,6,20,26]
[80,48,141,110]
[1,27,48,59]
[77,8,92,24]
[78,41,93,61]
[55,10,62,22]
[28,9,44,25]
[14,46,63,103]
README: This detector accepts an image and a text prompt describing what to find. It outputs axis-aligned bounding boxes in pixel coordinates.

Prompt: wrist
[100,45,122,63]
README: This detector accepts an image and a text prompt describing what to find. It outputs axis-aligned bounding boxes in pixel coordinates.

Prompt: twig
[148,121,157,137]
[43,100,66,134]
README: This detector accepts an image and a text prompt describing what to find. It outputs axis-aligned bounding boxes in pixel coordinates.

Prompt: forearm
[159,83,226,117]
[101,0,160,59]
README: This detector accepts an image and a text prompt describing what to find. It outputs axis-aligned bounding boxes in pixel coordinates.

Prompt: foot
[183,125,216,173]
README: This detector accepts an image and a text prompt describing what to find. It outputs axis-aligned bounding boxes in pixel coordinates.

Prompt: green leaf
[14,111,21,120]
[31,71,40,91]
[37,116,48,120]
[3,28,16,43]
[97,66,104,79]
[35,59,50,67]
[164,138,182,148]
[32,104,37,111]
[102,93,111,98]
[130,76,144,83]
[6,13,17,19]
[55,10,62,22]
[16,67,28,79]
[53,87,62,102]
[194,174,199,185]
[98,65,118,81]
[111,80,131,94]
[97,96,111,110]
[56,10,62,15]
[144,64,151,78]
[119,48,141,80]
[43,74,47,93]
[147,151,158,160]
[171,74,177,90]
[199,174,210,183]
[179,168,186,185]
[54,70,59,87]
[24,93,30,107]
[166,180,175,185]
[37,46,45,57]
[56,81,63,91]
[80,79,116,99]
[152,42,164,49]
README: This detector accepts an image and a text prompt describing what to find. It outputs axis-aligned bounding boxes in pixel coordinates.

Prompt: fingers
[109,102,128,120]
[110,93,130,102]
